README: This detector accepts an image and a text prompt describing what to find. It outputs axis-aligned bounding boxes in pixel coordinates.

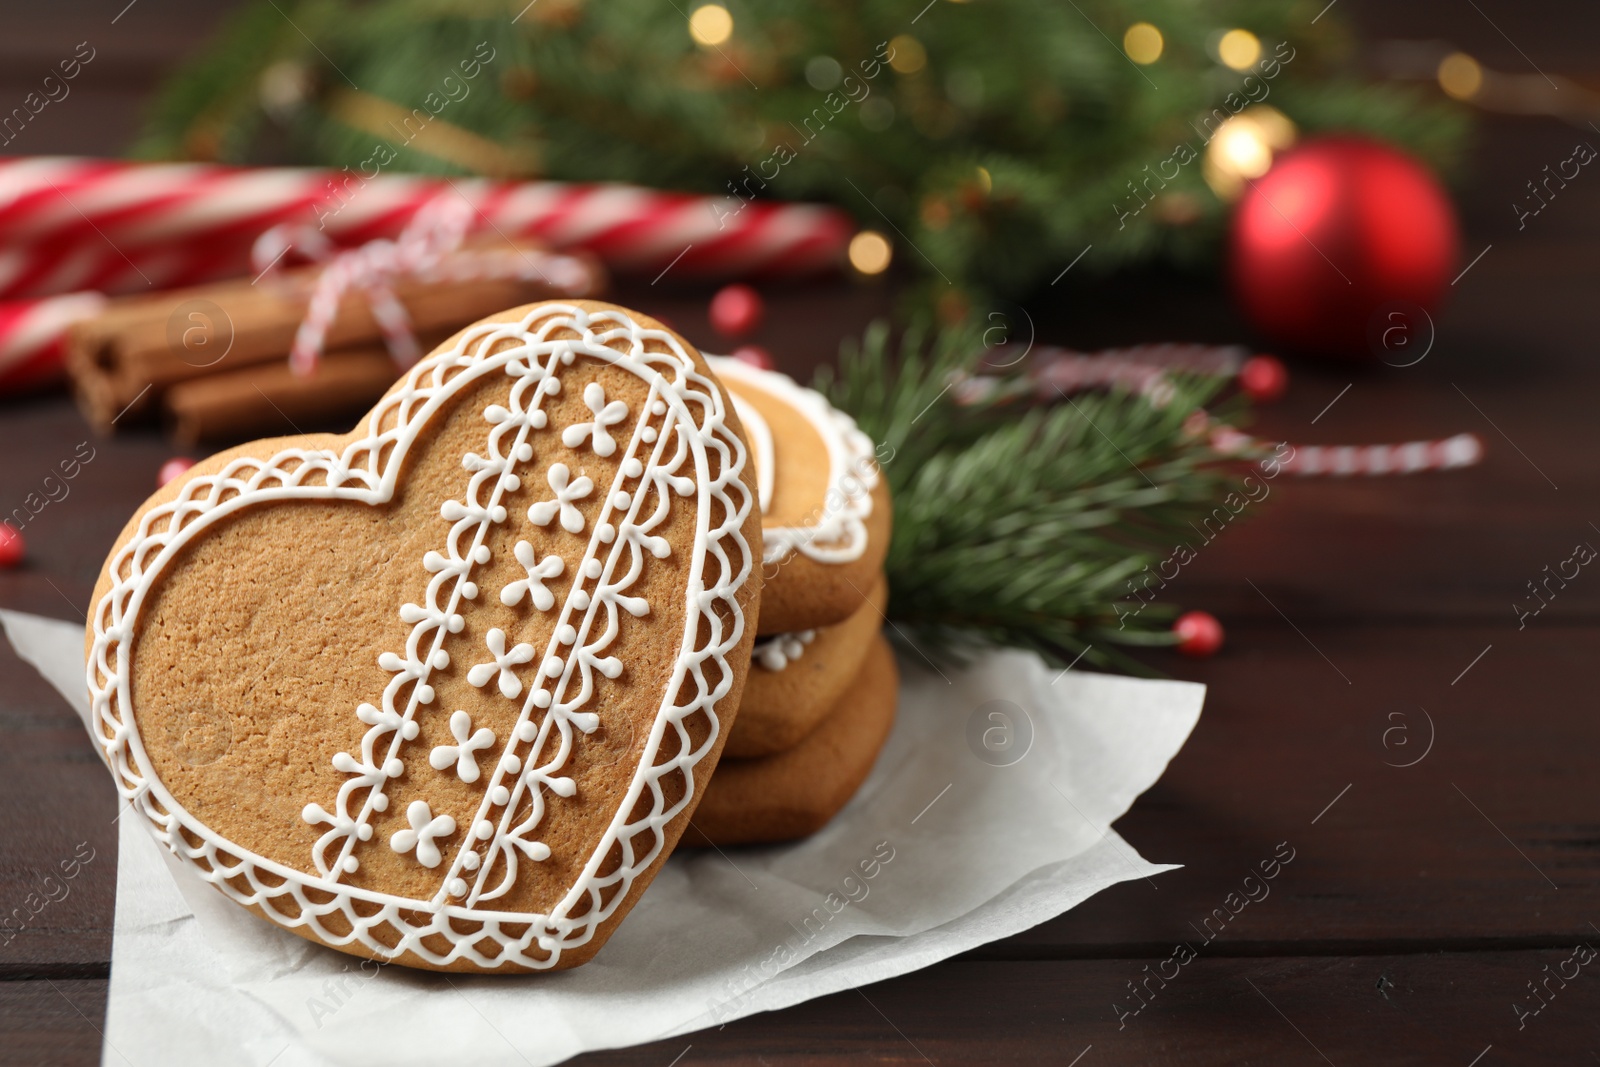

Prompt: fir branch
[134,0,1469,303]
[818,323,1255,671]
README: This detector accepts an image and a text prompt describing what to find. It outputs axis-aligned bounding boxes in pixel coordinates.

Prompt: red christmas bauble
[158,456,196,487]
[1238,354,1289,403]
[709,284,764,338]
[1174,610,1224,658]
[1228,137,1459,361]
[0,523,24,569]
[730,344,776,370]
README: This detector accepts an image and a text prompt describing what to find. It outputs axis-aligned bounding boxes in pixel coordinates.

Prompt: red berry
[0,523,23,569]
[730,344,776,371]
[158,457,196,488]
[709,284,764,338]
[1238,354,1288,404]
[1173,610,1224,658]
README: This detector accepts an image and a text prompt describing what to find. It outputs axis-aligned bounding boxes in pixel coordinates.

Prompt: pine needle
[818,323,1253,672]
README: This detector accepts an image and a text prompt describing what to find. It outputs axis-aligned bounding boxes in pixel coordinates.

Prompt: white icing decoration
[561,381,629,457]
[467,628,536,699]
[753,629,816,671]
[707,354,880,565]
[500,540,564,611]
[429,710,496,784]
[528,462,594,534]
[86,303,755,972]
[300,338,554,880]
[729,393,776,514]
[390,800,456,868]
[448,373,690,909]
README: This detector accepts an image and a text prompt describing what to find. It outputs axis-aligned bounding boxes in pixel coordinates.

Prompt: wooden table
[3,2,1598,1063]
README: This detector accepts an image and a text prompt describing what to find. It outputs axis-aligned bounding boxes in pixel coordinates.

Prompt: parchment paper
[2,609,1202,1067]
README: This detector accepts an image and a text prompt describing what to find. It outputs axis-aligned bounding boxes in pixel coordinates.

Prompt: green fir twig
[818,322,1257,673]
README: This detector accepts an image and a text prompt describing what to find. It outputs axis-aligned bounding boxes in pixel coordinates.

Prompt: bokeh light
[1437,52,1483,100]
[1203,106,1297,199]
[688,4,733,47]
[1217,29,1262,71]
[888,35,927,75]
[848,231,893,274]
[1123,23,1164,65]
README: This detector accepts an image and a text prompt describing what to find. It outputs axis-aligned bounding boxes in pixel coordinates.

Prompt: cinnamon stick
[164,345,416,447]
[68,242,605,432]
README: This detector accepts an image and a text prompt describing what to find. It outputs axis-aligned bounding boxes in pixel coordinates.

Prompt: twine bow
[251,196,594,377]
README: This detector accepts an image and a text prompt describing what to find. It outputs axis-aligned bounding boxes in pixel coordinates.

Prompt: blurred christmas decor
[0,158,848,298]
[0,156,850,394]
[136,0,1468,306]
[831,327,1483,666]
[819,321,1251,668]
[1173,610,1225,658]
[0,524,24,570]
[1228,136,1460,360]
[1375,40,1600,127]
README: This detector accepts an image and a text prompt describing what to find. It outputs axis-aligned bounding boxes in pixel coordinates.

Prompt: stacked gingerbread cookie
[83,301,894,973]
[688,356,896,847]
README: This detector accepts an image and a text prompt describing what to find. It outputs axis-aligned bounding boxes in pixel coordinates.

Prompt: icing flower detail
[389,800,457,868]
[429,710,496,784]
[484,402,548,432]
[355,701,421,742]
[501,541,565,611]
[755,630,816,671]
[467,627,536,699]
[441,497,507,526]
[505,356,559,390]
[528,463,593,534]
[596,578,649,618]
[561,382,629,457]
[510,837,553,862]
[622,523,672,560]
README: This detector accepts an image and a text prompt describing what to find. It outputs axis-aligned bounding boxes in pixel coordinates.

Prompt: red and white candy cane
[0,290,107,393]
[253,195,598,377]
[963,343,1486,478]
[0,198,600,392]
[0,157,854,300]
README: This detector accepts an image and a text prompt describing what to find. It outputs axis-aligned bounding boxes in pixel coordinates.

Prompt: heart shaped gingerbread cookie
[85,301,761,972]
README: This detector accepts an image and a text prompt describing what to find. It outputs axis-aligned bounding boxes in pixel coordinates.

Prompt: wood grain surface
[2,0,1599,1063]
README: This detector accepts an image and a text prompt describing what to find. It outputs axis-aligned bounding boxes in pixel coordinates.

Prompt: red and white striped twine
[252,196,598,376]
[1275,434,1483,475]
[1209,425,1485,476]
[962,343,1485,478]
